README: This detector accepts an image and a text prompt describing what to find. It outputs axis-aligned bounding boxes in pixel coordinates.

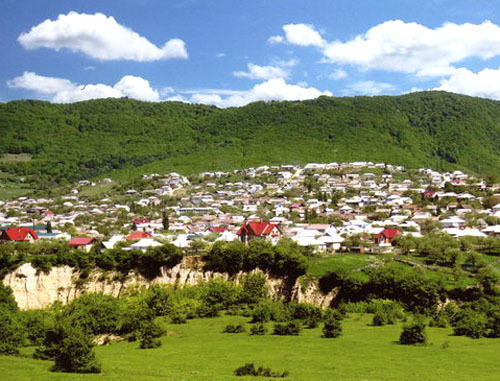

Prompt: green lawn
[3,313,500,380]
[307,254,379,277]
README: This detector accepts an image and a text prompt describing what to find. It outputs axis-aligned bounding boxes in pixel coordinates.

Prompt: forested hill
[0,91,499,186]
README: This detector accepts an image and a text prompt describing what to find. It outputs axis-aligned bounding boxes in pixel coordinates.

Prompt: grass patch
[0,154,32,163]
[307,254,378,277]
[4,314,500,380]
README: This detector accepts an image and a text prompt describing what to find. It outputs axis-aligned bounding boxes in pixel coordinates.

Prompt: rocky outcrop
[2,258,329,310]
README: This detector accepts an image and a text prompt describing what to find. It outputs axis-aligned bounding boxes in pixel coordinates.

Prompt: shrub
[273,321,301,336]
[240,273,268,304]
[171,310,187,324]
[234,363,289,378]
[62,293,121,335]
[251,301,272,323]
[250,323,267,336]
[399,320,427,345]
[322,315,342,338]
[21,309,54,346]
[0,306,25,355]
[452,309,487,339]
[51,322,101,373]
[139,320,165,349]
[223,324,246,333]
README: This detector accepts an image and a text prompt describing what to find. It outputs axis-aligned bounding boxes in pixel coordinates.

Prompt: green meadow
[2,313,500,380]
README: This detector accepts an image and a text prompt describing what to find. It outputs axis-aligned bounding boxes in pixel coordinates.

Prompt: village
[1,161,499,254]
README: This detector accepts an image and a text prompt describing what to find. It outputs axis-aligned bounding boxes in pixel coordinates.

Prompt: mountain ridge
[0,91,499,189]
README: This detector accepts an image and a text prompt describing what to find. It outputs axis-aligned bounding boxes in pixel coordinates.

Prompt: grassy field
[307,254,379,277]
[2,313,500,380]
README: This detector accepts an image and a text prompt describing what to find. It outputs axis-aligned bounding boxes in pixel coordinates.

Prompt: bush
[139,320,165,349]
[250,323,267,336]
[21,309,54,346]
[63,293,121,335]
[452,309,487,339]
[371,302,404,326]
[289,303,322,328]
[322,315,342,338]
[240,273,268,304]
[51,322,101,373]
[234,363,289,378]
[0,306,25,355]
[273,321,301,336]
[251,301,272,323]
[223,324,246,333]
[399,320,427,345]
[171,310,187,324]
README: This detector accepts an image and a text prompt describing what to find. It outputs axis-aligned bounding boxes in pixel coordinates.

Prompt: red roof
[237,221,280,237]
[209,226,227,233]
[126,231,152,240]
[375,229,401,239]
[1,227,38,241]
[44,211,54,215]
[133,219,150,224]
[69,237,95,247]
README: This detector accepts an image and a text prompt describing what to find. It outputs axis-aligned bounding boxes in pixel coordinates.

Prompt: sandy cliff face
[2,258,328,310]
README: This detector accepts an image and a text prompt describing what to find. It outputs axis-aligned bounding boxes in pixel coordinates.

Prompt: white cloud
[277,20,500,78]
[434,67,500,99]
[268,35,284,44]
[18,11,188,61]
[114,76,160,101]
[188,78,331,108]
[234,63,289,80]
[323,20,500,77]
[282,24,326,47]
[344,81,396,96]
[328,69,348,80]
[7,71,74,94]
[271,58,299,67]
[7,72,160,103]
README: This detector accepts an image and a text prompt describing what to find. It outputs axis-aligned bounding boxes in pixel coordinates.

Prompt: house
[0,227,39,242]
[69,237,96,252]
[126,231,152,240]
[237,221,281,244]
[374,229,401,245]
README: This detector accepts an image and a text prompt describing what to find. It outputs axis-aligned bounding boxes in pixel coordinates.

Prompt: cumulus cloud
[282,24,326,47]
[275,20,500,78]
[434,67,500,99]
[234,63,289,80]
[7,71,75,94]
[343,81,396,96]
[187,78,331,108]
[7,72,160,103]
[18,11,188,61]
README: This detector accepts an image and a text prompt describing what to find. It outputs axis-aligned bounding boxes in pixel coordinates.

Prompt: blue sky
[3,0,500,106]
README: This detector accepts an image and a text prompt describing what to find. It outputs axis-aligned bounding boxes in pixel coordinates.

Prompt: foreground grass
[2,313,500,380]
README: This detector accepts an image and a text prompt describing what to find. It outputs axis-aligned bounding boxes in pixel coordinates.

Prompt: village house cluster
[0,162,499,252]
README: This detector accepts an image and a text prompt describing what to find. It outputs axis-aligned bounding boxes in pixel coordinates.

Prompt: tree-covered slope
[0,91,499,186]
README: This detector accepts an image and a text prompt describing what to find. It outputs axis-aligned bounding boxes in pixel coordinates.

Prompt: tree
[139,319,164,349]
[162,210,170,231]
[46,221,53,233]
[51,323,101,373]
[240,273,268,304]
[452,309,487,339]
[0,306,25,355]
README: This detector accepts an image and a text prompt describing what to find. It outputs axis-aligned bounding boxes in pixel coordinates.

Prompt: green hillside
[0,91,499,189]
